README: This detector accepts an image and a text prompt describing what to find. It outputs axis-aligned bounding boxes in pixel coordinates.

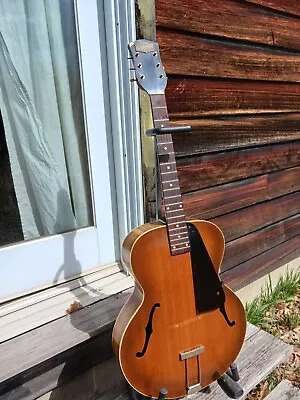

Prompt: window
[0,0,142,302]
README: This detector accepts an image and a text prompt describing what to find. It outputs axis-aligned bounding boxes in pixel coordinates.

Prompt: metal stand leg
[158,388,168,399]
[201,385,212,394]
[127,385,168,400]
[217,363,243,399]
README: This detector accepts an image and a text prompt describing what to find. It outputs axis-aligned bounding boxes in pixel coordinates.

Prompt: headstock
[128,40,167,95]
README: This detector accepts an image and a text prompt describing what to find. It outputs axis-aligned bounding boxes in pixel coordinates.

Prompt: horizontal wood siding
[171,114,300,156]
[156,0,300,50]
[155,0,300,287]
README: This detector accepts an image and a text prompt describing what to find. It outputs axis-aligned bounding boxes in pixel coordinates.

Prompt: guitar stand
[217,362,243,399]
[127,363,243,399]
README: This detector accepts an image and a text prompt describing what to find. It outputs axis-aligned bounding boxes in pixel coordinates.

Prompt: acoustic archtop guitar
[112,40,246,399]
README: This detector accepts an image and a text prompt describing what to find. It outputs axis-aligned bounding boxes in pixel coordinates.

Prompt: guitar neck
[150,94,190,256]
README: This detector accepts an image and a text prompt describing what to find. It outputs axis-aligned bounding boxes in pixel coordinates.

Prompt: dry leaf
[66,300,82,314]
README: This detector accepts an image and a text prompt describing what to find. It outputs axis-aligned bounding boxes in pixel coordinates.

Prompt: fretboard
[150,94,190,256]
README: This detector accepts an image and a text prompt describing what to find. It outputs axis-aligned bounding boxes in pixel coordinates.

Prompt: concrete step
[264,380,300,400]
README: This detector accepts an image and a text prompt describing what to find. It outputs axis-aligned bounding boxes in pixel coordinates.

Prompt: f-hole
[136,303,160,358]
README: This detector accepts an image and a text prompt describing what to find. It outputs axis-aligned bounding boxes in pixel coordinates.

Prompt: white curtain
[0,0,91,240]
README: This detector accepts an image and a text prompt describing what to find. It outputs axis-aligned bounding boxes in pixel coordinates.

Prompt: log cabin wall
[152,0,300,290]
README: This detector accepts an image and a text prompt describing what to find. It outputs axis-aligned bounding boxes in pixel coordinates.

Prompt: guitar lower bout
[112,220,246,399]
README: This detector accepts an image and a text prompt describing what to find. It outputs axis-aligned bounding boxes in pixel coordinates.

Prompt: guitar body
[113,220,246,399]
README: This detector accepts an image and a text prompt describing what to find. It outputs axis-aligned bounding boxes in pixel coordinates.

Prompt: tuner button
[138,63,142,68]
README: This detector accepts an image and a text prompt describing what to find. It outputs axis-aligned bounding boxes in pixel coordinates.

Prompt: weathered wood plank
[171,114,300,156]
[212,191,300,242]
[264,379,300,399]
[157,0,300,51]
[222,214,300,272]
[245,0,300,18]
[183,166,300,219]
[0,287,132,384]
[177,142,300,192]
[0,332,114,400]
[0,273,133,344]
[93,324,292,400]
[221,235,300,290]
[157,29,300,82]
[167,79,300,117]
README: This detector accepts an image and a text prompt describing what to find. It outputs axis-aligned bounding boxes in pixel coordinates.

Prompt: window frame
[0,0,142,302]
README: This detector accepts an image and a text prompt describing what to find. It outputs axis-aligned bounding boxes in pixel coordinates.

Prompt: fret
[165,208,183,213]
[164,195,182,200]
[168,227,188,232]
[163,189,181,193]
[154,118,169,122]
[165,203,183,210]
[168,221,187,226]
[170,237,189,243]
[163,179,178,183]
[166,214,186,220]
[171,245,190,251]
[169,232,188,237]
[165,210,184,216]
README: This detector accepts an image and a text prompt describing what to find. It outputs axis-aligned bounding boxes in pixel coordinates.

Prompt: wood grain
[171,114,300,156]
[222,214,300,271]
[245,0,300,18]
[212,191,300,242]
[0,332,114,400]
[0,288,132,383]
[264,380,300,399]
[157,29,300,82]
[182,166,300,219]
[222,235,300,290]
[157,0,300,51]
[166,78,300,117]
[177,142,300,193]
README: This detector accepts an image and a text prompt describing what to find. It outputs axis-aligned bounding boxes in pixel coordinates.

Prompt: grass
[245,269,300,399]
[245,269,300,332]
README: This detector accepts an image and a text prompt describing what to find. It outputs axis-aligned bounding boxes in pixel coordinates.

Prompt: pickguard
[187,223,235,327]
